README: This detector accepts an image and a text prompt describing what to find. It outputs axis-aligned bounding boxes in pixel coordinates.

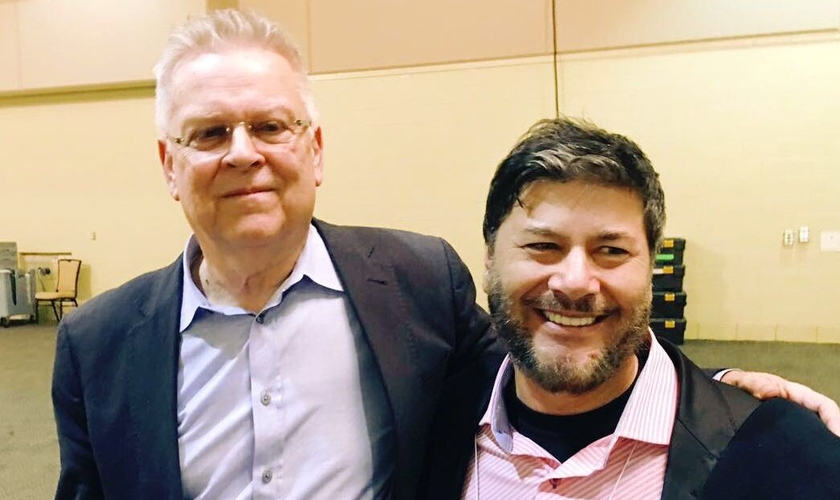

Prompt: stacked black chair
[650,238,687,345]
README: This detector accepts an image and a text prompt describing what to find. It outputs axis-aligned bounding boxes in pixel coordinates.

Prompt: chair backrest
[56,259,81,296]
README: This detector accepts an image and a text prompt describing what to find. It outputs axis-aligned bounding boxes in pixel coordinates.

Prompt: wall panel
[555,0,840,53]
[239,0,311,68]
[16,0,205,90]
[206,0,239,10]
[309,0,552,72]
[0,2,19,91]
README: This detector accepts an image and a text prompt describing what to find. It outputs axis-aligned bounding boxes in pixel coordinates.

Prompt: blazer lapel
[314,220,427,495]
[125,259,184,498]
[661,422,718,500]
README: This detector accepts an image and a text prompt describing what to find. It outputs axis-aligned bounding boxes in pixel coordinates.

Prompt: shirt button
[260,392,271,406]
[261,469,273,484]
[255,314,265,324]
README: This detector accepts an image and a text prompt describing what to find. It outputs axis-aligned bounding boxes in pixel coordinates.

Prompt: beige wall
[0,89,189,299]
[313,58,557,274]
[0,2,19,90]
[554,0,839,52]
[239,0,554,72]
[2,0,206,92]
[1,1,840,343]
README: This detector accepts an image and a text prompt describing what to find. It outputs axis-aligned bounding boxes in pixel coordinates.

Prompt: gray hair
[153,9,318,138]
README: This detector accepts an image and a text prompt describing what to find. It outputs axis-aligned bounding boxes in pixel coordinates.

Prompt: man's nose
[225,124,264,169]
[546,249,600,301]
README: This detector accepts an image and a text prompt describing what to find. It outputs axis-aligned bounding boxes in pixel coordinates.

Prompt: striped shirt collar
[480,329,678,454]
[178,224,343,332]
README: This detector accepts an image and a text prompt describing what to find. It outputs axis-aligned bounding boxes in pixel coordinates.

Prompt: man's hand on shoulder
[721,370,840,437]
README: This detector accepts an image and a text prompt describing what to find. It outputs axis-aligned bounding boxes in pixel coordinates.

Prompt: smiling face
[158,46,323,255]
[485,180,652,395]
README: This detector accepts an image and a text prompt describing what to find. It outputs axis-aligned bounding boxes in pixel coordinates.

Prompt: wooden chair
[35,259,81,321]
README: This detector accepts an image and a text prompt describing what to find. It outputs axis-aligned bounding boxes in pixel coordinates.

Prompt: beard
[487,269,651,395]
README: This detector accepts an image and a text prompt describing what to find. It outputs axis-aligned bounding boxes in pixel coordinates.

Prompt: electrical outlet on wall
[820,230,840,252]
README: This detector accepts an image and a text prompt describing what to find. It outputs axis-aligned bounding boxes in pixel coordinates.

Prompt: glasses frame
[170,118,312,154]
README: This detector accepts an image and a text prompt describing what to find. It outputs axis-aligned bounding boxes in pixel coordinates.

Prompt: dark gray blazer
[52,220,498,500]
[421,340,840,499]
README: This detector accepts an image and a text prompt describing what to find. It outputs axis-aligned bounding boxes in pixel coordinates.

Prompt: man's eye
[253,120,289,135]
[598,246,629,256]
[524,242,558,252]
[193,125,229,142]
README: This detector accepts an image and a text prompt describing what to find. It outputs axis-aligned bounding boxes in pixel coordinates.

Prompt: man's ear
[311,126,324,187]
[158,140,180,201]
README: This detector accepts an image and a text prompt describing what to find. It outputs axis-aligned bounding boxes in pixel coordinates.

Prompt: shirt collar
[614,330,678,445]
[178,224,343,332]
[480,329,678,453]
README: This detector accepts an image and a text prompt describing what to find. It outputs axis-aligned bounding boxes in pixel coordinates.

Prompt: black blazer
[52,220,499,500]
[421,340,840,499]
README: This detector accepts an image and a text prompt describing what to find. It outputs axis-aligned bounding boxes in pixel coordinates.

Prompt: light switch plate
[799,226,809,243]
[783,229,796,246]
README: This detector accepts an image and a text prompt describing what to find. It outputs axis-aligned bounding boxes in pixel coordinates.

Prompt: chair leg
[51,301,60,322]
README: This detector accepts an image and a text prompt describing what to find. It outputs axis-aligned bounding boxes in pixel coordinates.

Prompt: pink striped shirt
[461,330,678,499]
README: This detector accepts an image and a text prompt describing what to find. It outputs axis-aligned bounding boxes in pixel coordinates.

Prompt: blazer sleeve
[52,323,106,500]
[439,238,502,377]
[702,397,840,499]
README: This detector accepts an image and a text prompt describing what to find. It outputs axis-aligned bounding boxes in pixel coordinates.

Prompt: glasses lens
[251,120,296,144]
[188,124,230,152]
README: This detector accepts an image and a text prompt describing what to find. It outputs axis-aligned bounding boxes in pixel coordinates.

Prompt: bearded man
[421,117,840,500]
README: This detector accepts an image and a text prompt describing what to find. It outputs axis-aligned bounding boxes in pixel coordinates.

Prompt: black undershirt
[503,348,650,463]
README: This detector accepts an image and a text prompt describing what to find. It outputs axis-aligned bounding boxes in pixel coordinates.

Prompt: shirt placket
[533,434,615,497]
[249,307,285,499]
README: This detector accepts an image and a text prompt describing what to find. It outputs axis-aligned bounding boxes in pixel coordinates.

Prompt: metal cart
[0,268,36,327]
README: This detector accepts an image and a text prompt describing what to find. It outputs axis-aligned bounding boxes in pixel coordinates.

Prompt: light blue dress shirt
[176,225,394,500]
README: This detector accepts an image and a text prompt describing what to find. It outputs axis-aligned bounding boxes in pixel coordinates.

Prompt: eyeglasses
[171,118,312,154]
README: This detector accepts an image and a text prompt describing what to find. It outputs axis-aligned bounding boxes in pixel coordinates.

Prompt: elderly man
[422,117,840,499]
[52,9,491,500]
[52,9,838,500]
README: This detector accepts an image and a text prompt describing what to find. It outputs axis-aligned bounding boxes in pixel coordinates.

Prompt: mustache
[521,293,615,315]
